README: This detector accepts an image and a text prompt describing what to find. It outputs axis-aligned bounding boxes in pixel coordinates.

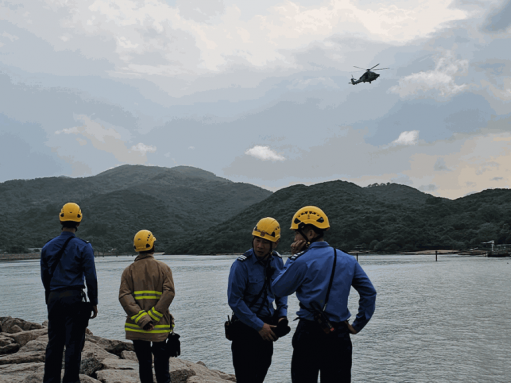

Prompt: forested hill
[0,165,272,253]
[170,181,511,254]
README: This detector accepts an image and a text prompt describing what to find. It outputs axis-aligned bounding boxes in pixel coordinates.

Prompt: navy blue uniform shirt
[40,231,98,305]
[227,249,288,331]
[272,241,376,332]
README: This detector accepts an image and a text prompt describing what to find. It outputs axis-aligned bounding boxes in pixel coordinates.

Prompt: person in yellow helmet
[227,217,289,383]
[272,206,377,383]
[119,230,176,383]
[40,202,98,383]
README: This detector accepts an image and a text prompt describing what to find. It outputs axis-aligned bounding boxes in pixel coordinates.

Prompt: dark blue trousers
[231,323,273,383]
[291,319,352,383]
[133,340,171,383]
[43,289,89,383]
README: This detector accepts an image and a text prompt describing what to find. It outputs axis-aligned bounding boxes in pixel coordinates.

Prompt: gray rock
[170,367,196,383]
[101,358,137,370]
[0,362,45,382]
[0,317,44,333]
[21,372,101,383]
[0,351,46,365]
[19,341,48,353]
[96,369,141,383]
[80,355,103,377]
[120,350,138,362]
[80,341,119,376]
[4,329,48,347]
[85,335,134,356]
[0,334,20,355]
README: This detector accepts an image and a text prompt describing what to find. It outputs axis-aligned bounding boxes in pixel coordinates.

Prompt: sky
[1,0,510,199]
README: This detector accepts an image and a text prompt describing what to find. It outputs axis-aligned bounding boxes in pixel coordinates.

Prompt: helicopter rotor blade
[370,63,380,70]
[353,66,365,70]
[373,68,390,70]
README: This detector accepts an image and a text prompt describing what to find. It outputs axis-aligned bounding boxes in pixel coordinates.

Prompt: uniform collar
[309,241,329,249]
[248,249,273,265]
[135,253,155,262]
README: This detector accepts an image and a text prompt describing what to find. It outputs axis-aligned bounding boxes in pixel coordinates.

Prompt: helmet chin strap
[298,226,319,248]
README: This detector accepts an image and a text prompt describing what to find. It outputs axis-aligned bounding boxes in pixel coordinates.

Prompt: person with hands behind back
[119,230,176,383]
[227,217,289,383]
[272,206,377,383]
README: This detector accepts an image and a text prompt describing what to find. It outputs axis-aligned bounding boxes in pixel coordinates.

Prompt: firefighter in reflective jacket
[119,230,175,383]
[227,217,289,383]
[272,206,377,383]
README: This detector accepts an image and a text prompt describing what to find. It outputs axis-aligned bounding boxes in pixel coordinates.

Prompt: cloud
[245,145,285,161]
[391,131,419,146]
[53,115,156,165]
[434,157,451,171]
[483,0,511,32]
[130,143,157,155]
[389,54,468,99]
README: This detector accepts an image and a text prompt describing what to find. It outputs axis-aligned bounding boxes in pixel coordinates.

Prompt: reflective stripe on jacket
[119,253,175,342]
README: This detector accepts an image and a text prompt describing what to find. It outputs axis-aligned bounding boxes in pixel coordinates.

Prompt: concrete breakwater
[0,316,236,383]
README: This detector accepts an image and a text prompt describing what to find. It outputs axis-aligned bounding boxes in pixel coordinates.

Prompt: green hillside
[0,165,272,253]
[170,181,511,254]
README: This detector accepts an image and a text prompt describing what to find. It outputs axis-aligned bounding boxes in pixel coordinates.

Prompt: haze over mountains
[1,165,510,254]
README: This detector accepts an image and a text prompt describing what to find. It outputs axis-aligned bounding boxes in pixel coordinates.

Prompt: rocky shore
[0,317,236,383]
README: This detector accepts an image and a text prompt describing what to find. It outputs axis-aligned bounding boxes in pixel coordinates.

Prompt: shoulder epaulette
[76,238,90,244]
[290,249,307,261]
[237,253,252,262]
[272,251,282,258]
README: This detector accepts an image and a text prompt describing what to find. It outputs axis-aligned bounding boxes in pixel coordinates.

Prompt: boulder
[85,335,134,356]
[0,351,46,365]
[120,350,138,362]
[80,341,119,376]
[101,358,137,371]
[21,372,101,383]
[170,359,236,382]
[0,334,20,355]
[5,329,48,347]
[0,362,45,382]
[19,341,48,353]
[0,317,44,333]
[95,369,141,383]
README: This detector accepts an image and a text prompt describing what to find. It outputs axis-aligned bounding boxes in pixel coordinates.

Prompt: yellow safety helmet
[252,217,281,243]
[290,206,330,231]
[59,202,83,222]
[133,230,157,252]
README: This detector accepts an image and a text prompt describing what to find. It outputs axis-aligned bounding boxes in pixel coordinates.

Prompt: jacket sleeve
[149,265,176,323]
[119,267,152,328]
[273,258,288,318]
[351,262,377,332]
[40,248,50,292]
[271,258,307,298]
[227,261,264,331]
[82,243,98,306]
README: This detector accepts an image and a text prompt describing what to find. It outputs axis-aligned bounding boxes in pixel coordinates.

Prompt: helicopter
[350,63,389,85]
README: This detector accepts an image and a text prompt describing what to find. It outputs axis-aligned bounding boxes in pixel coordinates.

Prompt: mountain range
[1,165,510,254]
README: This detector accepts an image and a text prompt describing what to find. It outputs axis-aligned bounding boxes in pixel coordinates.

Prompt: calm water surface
[1,254,510,382]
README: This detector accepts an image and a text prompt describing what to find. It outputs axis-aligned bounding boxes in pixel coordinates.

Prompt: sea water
[1,254,510,382]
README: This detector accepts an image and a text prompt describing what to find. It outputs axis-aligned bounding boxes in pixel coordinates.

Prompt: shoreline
[0,250,464,261]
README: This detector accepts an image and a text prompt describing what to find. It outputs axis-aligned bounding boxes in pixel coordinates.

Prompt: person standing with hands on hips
[227,217,289,383]
[272,206,377,383]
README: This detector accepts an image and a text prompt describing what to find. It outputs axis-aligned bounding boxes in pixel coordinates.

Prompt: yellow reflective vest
[119,253,175,342]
